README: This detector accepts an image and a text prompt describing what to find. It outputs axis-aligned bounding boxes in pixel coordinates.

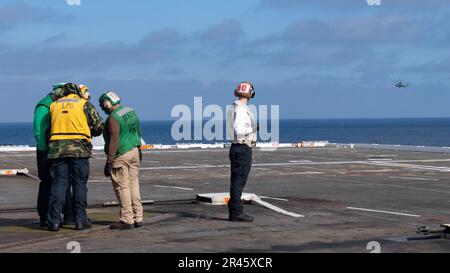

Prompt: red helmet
[234,81,255,99]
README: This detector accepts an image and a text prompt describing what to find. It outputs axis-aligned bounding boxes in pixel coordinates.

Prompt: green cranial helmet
[99,91,121,113]
[51,82,67,98]
[99,91,121,106]
[52,82,67,91]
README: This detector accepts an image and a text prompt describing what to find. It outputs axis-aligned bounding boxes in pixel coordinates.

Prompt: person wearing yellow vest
[99,91,144,229]
[46,83,103,231]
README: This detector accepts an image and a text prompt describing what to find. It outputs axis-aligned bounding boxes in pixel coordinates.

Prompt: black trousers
[36,150,73,223]
[47,158,89,226]
[228,144,252,217]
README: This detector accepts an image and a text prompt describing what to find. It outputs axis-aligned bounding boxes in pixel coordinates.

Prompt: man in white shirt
[226,81,257,222]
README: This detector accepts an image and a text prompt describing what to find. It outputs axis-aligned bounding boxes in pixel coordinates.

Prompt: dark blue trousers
[228,144,252,217]
[36,150,73,223]
[47,158,89,226]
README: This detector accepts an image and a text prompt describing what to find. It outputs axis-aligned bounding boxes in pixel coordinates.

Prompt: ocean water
[1,118,450,147]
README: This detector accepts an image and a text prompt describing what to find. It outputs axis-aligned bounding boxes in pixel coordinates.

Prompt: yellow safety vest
[50,94,91,142]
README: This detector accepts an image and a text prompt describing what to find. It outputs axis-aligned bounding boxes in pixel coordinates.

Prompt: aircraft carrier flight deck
[1,145,450,253]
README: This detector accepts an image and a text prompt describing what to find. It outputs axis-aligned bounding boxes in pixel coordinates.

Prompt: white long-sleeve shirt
[227,100,257,146]
[234,103,253,136]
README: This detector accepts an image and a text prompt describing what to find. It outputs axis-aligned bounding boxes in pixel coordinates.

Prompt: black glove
[104,162,112,177]
[138,149,143,163]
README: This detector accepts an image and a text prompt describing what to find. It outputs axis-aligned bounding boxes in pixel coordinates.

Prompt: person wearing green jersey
[99,91,143,230]
[33,83,74,228]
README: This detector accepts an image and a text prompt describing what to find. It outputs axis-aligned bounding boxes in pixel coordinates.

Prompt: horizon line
[3,116,450,123]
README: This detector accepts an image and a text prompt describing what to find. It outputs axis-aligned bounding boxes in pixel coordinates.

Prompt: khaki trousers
[111,147,143,224]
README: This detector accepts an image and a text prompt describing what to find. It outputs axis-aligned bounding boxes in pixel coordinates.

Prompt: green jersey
[103,105,141,158]
[33,94,53,152]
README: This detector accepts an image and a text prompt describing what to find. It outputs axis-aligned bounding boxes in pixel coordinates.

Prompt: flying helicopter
[394,81,409,88]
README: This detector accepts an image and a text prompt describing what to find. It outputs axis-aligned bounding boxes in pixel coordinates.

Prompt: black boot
[40,220,48,229]
[229,213,254,222]
[110,221,134,230]
[75,220,92,230]
[47,223,60,231]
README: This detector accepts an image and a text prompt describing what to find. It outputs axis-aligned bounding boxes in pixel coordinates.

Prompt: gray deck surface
[1,147,449,253]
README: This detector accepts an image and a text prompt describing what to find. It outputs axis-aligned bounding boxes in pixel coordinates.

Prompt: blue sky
[1,0,450,121]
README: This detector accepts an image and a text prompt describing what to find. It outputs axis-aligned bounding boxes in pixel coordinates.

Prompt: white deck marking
[142,149,227,154]
[288,160,312,163]
[367,162,450,172]
[316,174,450,194]
[135,158,450,171]
[24,173,40,180]
[88,179,110,183]
[141,164,228,170]
[0,154,35,158]
[252,197,304,218]
[346,169,393,173]
[209,174,229,178]
[92,156,160,163]
[183,163,210,166]
[154,185,194,191]
[269,171,324,176]
[394,159,450,163]
[259,196,289,201]
[389,176,440,181]
[346,207,421,217]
